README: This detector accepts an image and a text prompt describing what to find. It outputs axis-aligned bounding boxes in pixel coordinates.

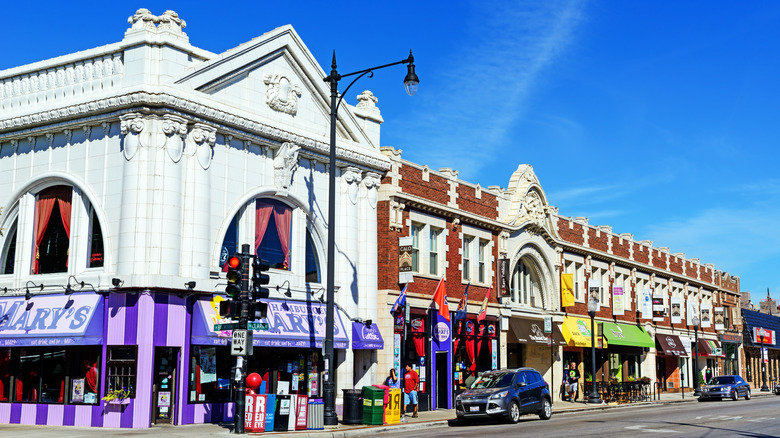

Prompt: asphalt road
[373,396,780,438]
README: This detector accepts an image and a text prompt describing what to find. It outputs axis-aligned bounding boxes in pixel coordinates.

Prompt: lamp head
[587,298,599,314]
[403,51,419,96]
[692,315,700,328]
[186,281,196,290]
[112,278,122,288]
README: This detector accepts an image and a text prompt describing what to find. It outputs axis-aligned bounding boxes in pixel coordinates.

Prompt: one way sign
[231,329,253,356]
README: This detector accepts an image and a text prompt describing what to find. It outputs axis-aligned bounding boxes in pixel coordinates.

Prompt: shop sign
[0,294,100,335]
[753,327,776,345]
[433,321,450,343]
[544,317,552,334]
[398,236,414,284]
[720,333,742,344]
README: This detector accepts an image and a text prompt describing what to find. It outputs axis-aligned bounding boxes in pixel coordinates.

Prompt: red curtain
[57,193,72,239]
[466,338,476,371]
[453,322,461,352]
[273,204,292,269]
[254,200,274,252]
[32,196,57,274]
[413,335,425,358]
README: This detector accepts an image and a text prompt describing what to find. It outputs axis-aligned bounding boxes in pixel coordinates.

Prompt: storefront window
[189,345,233,403]
[40,349,66,403]
[0,348,10,401]
[16,348,41,402]
[70,347,101,405]
[107,346,137,398]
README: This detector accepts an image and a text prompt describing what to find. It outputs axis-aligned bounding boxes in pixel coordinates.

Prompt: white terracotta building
[0,9,386,427]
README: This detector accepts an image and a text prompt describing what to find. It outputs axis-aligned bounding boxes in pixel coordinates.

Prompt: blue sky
[2,1,779,303]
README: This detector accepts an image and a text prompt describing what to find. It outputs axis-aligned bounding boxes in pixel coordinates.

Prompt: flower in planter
[102,388,131,402]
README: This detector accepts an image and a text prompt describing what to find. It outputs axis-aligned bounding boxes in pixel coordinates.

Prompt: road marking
[625,425,679,433]
[719,416,742,421]
[748,417,775,422]
[694,416,710,419]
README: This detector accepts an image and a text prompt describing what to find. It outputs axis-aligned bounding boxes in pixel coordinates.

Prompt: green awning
[601,322,654,348]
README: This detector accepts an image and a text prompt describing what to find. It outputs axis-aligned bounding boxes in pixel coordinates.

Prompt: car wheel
[731,390,738,401]
[538,398,552,420]
[745,389,751,400]
[507,400,521,424]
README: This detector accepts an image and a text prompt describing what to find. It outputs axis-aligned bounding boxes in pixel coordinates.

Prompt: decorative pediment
[501,164,558,239]
[263,74,302,115]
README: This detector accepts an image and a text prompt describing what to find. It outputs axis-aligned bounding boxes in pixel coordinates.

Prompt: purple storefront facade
[0,291,352,428]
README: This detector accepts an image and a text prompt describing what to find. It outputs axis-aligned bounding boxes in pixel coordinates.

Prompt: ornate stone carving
[127,8,186,35]
[343,167,362,205]
[263,74,302,115]
[363,172,381,209]
[157,10,186,33]
[161,114,187,162]
[120,113,146,160]
[189,123,216,170]
[518,190,546,227]
[356,90,378,109]
[273,142,301,195]
[128,8,157,31]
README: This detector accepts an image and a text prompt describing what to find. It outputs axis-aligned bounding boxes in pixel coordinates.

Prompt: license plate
[469,406,480,412]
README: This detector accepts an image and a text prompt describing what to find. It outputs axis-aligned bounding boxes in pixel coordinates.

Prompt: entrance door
[152,347,179,424]
[436,351,448,409]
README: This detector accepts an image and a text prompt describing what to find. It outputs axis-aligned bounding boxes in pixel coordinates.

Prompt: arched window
[510,257,543,308]
[0,184,106,276]
[33,186,72,274]
[219,197,322,283]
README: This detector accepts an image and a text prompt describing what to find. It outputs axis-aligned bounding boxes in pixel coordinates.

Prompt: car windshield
[709,376,735,385]
[471,372,514,389]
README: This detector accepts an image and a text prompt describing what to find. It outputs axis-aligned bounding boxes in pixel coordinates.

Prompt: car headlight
[490,391,508,400]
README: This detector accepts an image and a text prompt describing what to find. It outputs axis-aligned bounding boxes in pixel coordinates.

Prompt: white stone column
[180,123,215,279]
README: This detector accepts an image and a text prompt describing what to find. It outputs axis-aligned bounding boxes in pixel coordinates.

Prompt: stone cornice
[0,90,390,172]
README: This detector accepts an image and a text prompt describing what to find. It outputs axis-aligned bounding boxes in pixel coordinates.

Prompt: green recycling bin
[362,386,385,425]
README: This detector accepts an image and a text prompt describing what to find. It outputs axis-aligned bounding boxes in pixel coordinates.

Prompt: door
[152,347,179,424]
[435,351,448,409]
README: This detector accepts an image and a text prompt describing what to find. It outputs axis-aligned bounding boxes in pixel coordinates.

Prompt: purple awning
[0,293,104,346]
[352,322,384,349]
[192,298,349,349]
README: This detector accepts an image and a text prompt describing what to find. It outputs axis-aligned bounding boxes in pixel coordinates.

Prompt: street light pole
[587,298,600,404]
[761,330,769,391]
[693,316,700,397]
[322,51,419,426]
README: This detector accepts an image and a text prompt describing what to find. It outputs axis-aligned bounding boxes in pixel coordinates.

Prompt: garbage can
[342,389,363,424]
[362,386,385,425]
[308,399,324,430]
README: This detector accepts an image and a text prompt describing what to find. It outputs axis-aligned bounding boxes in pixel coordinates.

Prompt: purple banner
[192,298,349,349]
[352,322,384,349]
[0,293,104,346]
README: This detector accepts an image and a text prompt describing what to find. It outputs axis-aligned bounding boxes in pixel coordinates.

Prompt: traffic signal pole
[234,244,252,434]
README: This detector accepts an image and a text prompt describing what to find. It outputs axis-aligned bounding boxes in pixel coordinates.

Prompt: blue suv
[455,367,552,424]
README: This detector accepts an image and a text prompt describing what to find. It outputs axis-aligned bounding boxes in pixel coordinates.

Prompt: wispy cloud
[397,0,586,179]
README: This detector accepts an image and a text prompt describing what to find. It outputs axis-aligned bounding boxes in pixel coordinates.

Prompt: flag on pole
[477,286,492,322]
[454,282,470,322]
[391,285,407,314]
[430,278,450,321]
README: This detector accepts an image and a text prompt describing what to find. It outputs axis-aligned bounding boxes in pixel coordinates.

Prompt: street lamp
[587,298,601,404]
[760,328,770,391]
[692,315,700,396]
[322,50,418,426]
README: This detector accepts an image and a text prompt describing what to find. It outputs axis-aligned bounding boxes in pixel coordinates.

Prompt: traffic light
[251,257,271,300]
[219,299,241,319]
[225,255,243,299]
[250,257,270,319]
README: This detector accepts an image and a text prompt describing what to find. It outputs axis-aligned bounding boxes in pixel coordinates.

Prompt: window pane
[1,221,16,275]
[0,348,10,401]
[17,347,41,402]
[220,215,239,270]
[107,347,137,398]
[34,186,72,274]
[411,224,421,272]
[428,228,438,275]
[305,230,321,283]
[40,348,66,403]
[256,200,292,270]
[429,253,437,276]
[71,347,101,404]
[88,209,104,268]
[189,345,233,403]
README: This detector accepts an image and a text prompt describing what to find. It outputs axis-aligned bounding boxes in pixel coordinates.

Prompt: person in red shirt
[403,363,419,418]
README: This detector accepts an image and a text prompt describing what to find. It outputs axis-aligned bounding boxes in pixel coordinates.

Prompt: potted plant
[102,388,131,404]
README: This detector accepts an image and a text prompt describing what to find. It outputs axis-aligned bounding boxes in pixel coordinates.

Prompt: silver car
[698,375,751,401]
[455,368,552,424]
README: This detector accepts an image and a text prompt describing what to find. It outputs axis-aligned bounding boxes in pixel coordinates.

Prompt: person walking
[566,361,580,402]
[384,368,400,388]
[403,363,419,418]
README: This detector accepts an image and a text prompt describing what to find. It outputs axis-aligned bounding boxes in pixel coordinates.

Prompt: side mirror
[516,382,527,389]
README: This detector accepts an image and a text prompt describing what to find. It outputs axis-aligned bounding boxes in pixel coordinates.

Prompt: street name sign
[214,322,239,331]
[247,322,269,330]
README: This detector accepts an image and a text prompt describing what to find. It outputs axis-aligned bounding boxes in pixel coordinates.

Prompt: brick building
[376,153,743,410]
